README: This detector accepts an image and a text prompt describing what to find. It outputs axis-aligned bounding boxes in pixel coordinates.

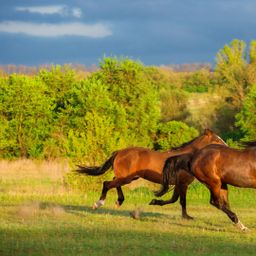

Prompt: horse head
[197,128,227,148]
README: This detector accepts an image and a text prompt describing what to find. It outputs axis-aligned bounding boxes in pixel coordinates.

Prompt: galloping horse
[76,129,226,219]
[157,141,256,230]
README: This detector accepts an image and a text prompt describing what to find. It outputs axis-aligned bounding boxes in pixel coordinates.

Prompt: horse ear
[204,128,213,136]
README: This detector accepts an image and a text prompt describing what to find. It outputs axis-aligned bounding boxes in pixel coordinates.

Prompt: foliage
[0,75,54,158]
[215,39,255,108]
[183,69,213,93]
[48,76,127,163]
[154,121,199,150]
[2,43,256,160]
[159,87,190,122]
[236,84,256,141]
[94,57,161,147]
[0,58,161,160]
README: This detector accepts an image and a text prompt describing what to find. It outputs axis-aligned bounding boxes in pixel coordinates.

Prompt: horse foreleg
[93,176,135,209]
[93,180,110,210]
[115,186,124,207]
[220,186,248,231]
[209,186,248,231]
[221,205,248,231]
[220,183,230,209]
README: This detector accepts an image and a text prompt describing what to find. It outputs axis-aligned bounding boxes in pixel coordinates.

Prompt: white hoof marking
[235,220,249,231]
[92,200,105,210]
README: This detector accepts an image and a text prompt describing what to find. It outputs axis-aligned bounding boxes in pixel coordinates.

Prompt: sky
[0,0,255,67]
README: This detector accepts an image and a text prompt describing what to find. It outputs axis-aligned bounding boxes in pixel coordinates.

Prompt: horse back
[192,144,256,188]
[112,147,169,180]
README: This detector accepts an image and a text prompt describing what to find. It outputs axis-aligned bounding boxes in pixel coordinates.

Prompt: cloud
[72,8,82,18]
[16,5,66,15]
[16,5,82,18]
[0,21,112,38]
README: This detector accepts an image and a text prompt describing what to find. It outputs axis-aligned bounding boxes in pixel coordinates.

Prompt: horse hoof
[115,202,121,208]
[92,200,105,210]
[235,220,249,231]
[242,227,249,232]
[182,215,194,220]
[149,199,156,205]
[92,203,98,210]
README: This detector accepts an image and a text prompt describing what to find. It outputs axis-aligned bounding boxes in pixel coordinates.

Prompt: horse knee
[210,197,221,209]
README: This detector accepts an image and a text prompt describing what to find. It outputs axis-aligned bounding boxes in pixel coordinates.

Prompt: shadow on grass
[31,201,241,232]
[61,203,167,219]
[5,200,251,232]
[60,203,237,232]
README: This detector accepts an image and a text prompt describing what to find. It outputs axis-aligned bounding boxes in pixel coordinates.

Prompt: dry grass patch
[17,201,66,219]
[0,159,70,181]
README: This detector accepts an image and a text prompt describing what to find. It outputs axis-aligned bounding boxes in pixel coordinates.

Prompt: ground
[1,159,256,256]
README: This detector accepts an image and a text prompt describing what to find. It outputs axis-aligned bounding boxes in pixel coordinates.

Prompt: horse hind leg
[179,184,193,220]
[149,176,194,220]
[149,185,179,206]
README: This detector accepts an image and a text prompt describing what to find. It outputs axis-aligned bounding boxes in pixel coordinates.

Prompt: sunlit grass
[1,160,256,255]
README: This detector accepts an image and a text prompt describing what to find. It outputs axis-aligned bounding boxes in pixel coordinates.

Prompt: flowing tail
[76,151,118,176]
[155,153,193,197]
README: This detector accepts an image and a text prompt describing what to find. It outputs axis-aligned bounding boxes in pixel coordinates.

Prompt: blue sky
[0,0,255,66]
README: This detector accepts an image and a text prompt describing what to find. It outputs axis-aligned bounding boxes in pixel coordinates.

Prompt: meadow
[1,160,256,256]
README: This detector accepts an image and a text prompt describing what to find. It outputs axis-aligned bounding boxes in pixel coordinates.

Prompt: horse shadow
[61,203,167,220]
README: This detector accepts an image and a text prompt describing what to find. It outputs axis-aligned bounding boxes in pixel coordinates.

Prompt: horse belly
[134,152,165,181]
[221,169,256,188]
[140,170,163,184]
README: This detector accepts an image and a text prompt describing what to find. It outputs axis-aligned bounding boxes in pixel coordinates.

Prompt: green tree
[93,57,161,146]
[236,84,256,140]
[0,75,53,158]
[249,40,256,64]
[57,77,128,163]
[215,39,247,108]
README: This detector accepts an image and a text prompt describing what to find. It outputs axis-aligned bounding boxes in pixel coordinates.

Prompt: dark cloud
[0,0,256,66]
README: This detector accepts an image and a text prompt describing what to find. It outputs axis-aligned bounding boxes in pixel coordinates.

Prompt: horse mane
[171,137,197,150]
[240,141,256,148]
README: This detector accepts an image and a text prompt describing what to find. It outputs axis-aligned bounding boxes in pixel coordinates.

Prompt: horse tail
[155,153,193,197]
[76,151,118,176]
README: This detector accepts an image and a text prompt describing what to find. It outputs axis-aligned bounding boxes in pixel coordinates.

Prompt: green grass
[1,161,256,256]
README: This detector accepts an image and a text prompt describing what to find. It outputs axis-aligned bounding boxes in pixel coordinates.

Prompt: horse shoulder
[192,148,221,178]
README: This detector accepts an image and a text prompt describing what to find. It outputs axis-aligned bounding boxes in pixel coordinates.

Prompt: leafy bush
[183,69,213,93]
[154,121,199,150]
[0,75,54,158]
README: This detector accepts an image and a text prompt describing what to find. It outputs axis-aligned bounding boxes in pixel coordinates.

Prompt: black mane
[241,141,256,148]
[171,137,197,150]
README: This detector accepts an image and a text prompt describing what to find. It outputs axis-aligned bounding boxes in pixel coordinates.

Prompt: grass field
[1,159,256,256]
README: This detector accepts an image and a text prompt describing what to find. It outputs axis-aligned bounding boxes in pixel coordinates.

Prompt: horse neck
[165,145,196,157]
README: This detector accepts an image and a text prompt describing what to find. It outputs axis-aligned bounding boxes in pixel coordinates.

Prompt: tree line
[0,39,256,163]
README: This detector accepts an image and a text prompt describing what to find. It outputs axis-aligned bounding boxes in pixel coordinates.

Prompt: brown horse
[157,141,256,230]
[76,129,226,219]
